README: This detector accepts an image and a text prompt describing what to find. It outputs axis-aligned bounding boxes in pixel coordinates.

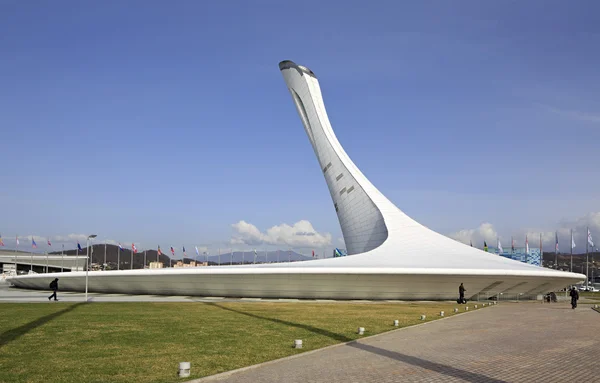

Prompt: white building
[7,61,585,300]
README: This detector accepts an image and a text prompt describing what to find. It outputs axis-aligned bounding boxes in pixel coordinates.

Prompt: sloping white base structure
[8,60,585,300]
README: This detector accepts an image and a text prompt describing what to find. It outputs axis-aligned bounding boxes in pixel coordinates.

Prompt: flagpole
[586,226,589,288]
[555,231,558,269]
[143,250,146,269]
[570,229,573,272]
[61,244,64,273]
[277,249,280,263]
[218,248,221,265]
[130,245,133,270]
[117,246,120,270]
[104,241,107,269]
[230,248,233,265]
[76,245,79,271]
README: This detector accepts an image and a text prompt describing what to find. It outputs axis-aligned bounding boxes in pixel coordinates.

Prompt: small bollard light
[440,311,444,317]
[358,327,365,335]
[178,362,190,378]
[594,304,598,309]
[294,339,303,349]
[420,315,426,320]
[482,303,486,307]
[474,305,478,309]
[393,320,399,326]
[465,306,469,311]
[454,308,459,313]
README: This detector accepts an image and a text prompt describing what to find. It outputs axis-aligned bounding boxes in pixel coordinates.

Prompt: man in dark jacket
[48,278,59,301]
[459,283,466,304]
[569,286,579,309]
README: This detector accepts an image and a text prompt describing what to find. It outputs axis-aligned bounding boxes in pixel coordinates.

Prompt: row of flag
[0,235,52,249]
[473,227,595,254]
[1,235,324,261]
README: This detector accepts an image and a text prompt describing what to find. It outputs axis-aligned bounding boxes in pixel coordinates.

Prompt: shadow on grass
[0,303,85,349]
[206,303,352,342]
[207,303,505,383]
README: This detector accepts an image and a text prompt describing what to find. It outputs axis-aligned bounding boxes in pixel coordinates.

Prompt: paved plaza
[192,302,600,383]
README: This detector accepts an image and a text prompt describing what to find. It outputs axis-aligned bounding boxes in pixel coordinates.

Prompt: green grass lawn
[0,301,481,383]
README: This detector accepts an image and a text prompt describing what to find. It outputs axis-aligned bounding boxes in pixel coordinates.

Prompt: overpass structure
[1,251,86,274]
[7,61,585,299]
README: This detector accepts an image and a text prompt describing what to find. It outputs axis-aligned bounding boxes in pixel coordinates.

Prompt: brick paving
[193,303,600,383]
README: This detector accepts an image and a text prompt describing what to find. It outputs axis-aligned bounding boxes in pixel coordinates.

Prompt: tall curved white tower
[280,60,468,258]
[280,60,393,254]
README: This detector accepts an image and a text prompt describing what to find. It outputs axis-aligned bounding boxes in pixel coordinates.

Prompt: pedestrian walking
[569,286,579,309]
[48,278,59,301]
[458,283,466,304]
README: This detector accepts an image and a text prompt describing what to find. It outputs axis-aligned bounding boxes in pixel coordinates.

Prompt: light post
[85,234,97,302]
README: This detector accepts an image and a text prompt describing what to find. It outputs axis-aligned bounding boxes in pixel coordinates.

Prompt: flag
[312,250,315,257]
[0,234,4,246]
[118,243,123,251]
[183,246,186,256]
[47,238,52,246]
[16,236,19,247]
[588,228,594,247]
[497,239,503,254]
[170,246,175,255]
[511,237,515,252]
[32,237,37,249]
[571,230,576,250]
[132,243,137,254]
[195,246,199,256]
[158,245,163,256]
[526,235,529,254]
[77,241,82,251]
[483,241,488,252]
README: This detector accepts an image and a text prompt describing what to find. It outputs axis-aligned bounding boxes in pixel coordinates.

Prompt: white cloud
[20,235,48,243]
[538,103,600,124]
[52,233,89,243]
[230,220,332,249]
[448,222,497,247]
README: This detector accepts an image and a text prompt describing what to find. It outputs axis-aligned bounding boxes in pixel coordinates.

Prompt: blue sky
[1,1,599,254]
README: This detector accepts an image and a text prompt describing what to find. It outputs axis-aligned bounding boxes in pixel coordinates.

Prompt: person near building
[458,283,466,304]
[48,278,59,301]
[569,286,579,309]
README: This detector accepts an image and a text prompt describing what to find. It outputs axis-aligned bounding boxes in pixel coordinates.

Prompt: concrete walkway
[192,303,600,383]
